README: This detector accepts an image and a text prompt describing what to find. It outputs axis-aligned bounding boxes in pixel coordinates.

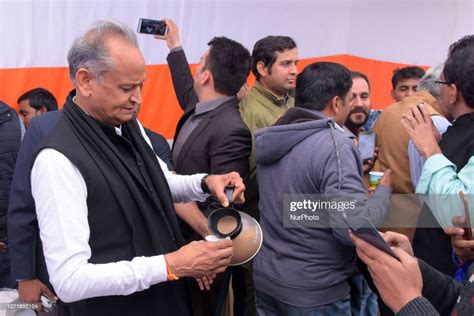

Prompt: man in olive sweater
[239,35,298,221]
[238,36,298,316]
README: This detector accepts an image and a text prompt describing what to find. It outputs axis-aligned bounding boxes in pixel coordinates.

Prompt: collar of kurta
[253,81,291,107]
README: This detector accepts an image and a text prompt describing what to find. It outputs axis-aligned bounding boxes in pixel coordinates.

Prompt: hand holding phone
[344,214,399,260]
[358,131,376,161]
[452,192,472,240]
[148,18,182,50]
[41,294,57,312]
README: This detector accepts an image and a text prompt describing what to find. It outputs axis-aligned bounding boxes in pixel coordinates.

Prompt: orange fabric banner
[0,55,427,139]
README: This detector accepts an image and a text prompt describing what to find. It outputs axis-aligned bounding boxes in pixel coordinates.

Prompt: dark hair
[444,37,474,108]
[251,36,297,80]
[295,62,352,111]
[351,71,371,91]
[205,37,251,96]
[391,66,425,89]
[17,88,58,112]
[448,35,474,58]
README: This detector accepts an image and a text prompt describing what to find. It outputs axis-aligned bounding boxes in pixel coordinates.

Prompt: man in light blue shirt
[402,35,474,227]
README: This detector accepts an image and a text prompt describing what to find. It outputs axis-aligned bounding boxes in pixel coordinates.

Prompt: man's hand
[195,274,216,291]
[363,147,378,174]
[367,169,390,194]
[401,102,442,159]
[382,231,414,256]
[0,241,6,252]
[18,279,57,307]
[363,160,374,174]
[174,202,209,238]
[444,226,474,264]
[165,239,233,279]
[154,19,181,50]
[350,231,422,313]
[205,172,245,207]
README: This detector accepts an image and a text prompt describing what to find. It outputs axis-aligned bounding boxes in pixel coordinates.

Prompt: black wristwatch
[201,175,210,194]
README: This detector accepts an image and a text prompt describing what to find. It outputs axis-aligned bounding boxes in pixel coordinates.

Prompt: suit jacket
[8,110,61,286]
[167,49,251,217]
[144,128,173,171]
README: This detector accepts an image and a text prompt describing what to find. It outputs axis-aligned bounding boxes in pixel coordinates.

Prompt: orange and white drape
[1,0,472,139]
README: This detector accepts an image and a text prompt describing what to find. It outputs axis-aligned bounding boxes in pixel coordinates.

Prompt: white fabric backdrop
[1,0,473,69]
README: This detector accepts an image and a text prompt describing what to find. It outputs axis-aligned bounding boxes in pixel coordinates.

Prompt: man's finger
[212,239,233,250]
[444,226,465,237]
[40,283,57,301]
[411,104,425,125]
[391,247,415,265]
[227,172,245,202]
[349,231,379,265]
[202,276,211,290]
[400,115,414,132]
[233,191,245,204]
[452,239,474,249]
[214,189,229,207]
[418,102,431,122]
[196,278,204,291]
[209,274,216,284]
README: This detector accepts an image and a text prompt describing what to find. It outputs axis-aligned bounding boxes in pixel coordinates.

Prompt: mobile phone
[358,131,376,161]
[460,191,472,240]
[137,18,168,36]
[41,294,57,312]
[343,215,399,260]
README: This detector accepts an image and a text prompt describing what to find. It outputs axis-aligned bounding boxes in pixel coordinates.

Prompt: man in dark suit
[157,19,251,221]
[156,20,252,316]
[7,110,64,313]
[0,101,23,290]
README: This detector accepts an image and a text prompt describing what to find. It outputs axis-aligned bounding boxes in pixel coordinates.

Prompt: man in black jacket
[156,19,252,316]
[0,101,23,289]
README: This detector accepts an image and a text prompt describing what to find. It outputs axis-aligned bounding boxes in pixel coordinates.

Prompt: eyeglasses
[435,80,453,85]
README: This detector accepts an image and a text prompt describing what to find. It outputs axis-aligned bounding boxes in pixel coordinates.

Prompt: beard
[345,108,369,130]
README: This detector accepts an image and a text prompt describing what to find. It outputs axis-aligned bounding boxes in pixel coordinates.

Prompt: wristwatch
[201,175,210,194]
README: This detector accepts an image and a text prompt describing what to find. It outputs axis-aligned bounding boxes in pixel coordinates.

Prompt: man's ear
[449,83,460,105]
[200,69,211,86]
[39,106,47,114]
[331,95,342,114]
[75,68,94,97]
[321,95,339,119]
[256,61,269,78]
[390,89,396,100]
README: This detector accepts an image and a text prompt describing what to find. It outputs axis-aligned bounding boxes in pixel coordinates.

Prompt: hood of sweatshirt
[255,107,341,165]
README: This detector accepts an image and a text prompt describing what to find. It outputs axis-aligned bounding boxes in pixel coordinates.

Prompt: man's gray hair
[418,63,444,98]
[67,19,138,84]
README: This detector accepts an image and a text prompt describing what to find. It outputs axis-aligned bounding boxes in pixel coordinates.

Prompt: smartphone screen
[344,215,399,260]
[137,18,168,36]
[358,131,376,161]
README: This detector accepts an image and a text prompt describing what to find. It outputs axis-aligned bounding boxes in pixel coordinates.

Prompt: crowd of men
[0,18,473,316]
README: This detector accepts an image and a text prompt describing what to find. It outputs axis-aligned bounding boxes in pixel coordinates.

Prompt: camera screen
[138,19,167,36]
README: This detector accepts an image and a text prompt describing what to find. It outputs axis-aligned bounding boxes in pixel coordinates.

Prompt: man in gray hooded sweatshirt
[252,62,392,315]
